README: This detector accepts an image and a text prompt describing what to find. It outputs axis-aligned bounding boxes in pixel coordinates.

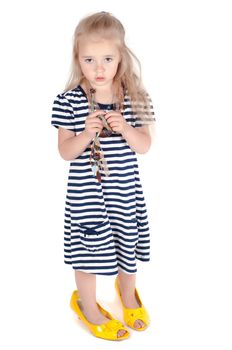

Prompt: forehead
[78,36,119,55]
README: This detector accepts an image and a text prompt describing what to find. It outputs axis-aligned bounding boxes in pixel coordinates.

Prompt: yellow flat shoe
[115,277,150,331]
[70,290,129,341]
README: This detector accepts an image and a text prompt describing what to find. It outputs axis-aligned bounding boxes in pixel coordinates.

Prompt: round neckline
[97,102,114,108]
[76,84,126,116]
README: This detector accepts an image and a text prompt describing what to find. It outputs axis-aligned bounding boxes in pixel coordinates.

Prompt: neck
[92,84,115,104]
[83,79,116,104]
[94,81,114,101]
[94,90,114,104]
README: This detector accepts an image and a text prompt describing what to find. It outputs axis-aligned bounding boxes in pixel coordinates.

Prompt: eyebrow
[81,55,116,58]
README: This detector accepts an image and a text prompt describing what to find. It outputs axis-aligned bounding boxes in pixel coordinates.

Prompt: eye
[84,58,94,63]
[105,57,113,63]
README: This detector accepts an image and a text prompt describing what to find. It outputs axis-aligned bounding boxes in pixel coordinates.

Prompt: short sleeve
[134,93,156,128]
[51,94,76,131]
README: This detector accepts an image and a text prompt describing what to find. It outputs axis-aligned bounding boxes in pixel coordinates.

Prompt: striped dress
[51,85,155,275]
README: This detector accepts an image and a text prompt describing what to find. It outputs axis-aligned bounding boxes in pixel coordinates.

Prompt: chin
[92,81,110,88]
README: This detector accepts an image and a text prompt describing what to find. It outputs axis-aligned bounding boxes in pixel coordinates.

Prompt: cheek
[110,63,120,76]
[79,63,93,77]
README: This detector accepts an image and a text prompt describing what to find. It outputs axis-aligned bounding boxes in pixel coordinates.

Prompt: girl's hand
[104,111,130,134]
[84,110,105,138]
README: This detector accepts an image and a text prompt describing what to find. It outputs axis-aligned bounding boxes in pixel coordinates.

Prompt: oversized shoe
[115,277,150,331]
[70,290,129,341]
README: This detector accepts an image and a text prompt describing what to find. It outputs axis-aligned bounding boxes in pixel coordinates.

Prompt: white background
[0,0,232,349]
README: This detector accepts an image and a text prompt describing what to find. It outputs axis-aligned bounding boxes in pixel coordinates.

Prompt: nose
[96,61,105,73]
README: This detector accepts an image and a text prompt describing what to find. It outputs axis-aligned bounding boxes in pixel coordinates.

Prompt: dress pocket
[73,219,114,252]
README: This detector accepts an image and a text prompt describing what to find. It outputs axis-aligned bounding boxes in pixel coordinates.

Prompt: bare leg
[117,270,145,329]
[75,271,126,337]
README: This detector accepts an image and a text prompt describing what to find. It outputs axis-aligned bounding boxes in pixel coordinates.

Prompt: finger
[87,118,103,126]
[109,122,120,128]
[105,116,122,124]
[104,112,121,119]
[88,110,106,118]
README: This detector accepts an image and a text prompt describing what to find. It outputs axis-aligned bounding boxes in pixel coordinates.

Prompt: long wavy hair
[65,12,154,125]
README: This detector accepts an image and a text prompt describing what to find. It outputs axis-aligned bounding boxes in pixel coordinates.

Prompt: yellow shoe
[115,277,150,331]
[70,290,129,341]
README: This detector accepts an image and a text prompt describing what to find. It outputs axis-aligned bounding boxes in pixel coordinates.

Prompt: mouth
[96,77,105,81]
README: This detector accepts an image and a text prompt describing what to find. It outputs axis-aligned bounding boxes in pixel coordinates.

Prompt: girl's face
[78,37,121,90]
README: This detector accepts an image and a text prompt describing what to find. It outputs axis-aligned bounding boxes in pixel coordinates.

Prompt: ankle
[81,304,109,325]
[80,301,99,315]
[120,290,141,309]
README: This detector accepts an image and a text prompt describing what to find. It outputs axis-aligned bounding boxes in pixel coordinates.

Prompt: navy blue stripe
[69,201,105,208]
[70,208,106,215]
[107,210,136,218]
[70,249,116,257]
[51,120,76,128]
[71,261,117,268]
[104,197,138,204]
[71,214,108,221]
[105,203,136,211]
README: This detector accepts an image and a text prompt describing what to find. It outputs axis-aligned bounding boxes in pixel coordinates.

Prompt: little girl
[51,12,156,341]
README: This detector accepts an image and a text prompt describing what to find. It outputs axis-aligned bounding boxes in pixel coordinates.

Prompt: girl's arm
[58,128,93,161]
[105,111,154,154]
[58,110,105,161]
[121,125,152,154]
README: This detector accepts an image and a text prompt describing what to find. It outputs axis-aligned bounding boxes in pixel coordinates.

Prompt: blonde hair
[65,12,154,125]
